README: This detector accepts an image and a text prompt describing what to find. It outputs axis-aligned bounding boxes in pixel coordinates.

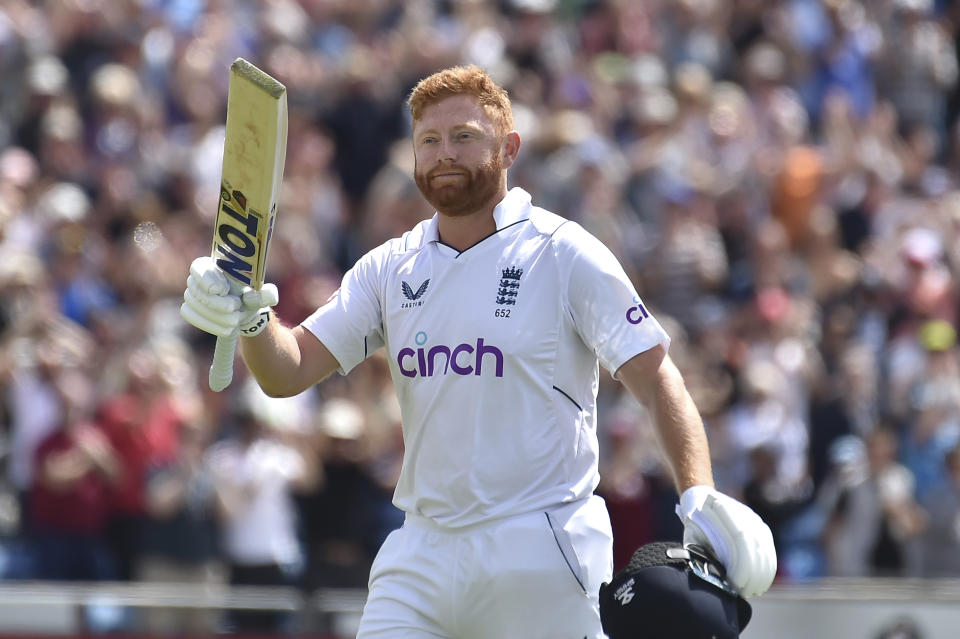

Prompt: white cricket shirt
[303,188,669,528]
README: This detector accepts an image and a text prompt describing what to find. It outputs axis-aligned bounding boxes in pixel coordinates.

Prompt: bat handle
[209,334,238,391]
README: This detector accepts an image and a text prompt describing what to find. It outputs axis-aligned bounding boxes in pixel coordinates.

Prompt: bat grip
[209,334,238,391]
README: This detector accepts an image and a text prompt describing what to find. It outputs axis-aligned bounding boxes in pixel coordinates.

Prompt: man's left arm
[616,345,778,598]
[616,345,713,492]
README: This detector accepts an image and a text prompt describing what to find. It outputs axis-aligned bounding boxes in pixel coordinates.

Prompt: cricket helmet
[599,541,752,639]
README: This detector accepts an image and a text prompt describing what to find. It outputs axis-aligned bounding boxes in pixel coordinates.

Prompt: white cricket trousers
[356,495,613,639]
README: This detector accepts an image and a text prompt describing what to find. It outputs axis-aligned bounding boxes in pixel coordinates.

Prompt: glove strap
[239,310,271,337]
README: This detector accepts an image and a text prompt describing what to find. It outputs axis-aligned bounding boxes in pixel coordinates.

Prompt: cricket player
[182,65,776,638]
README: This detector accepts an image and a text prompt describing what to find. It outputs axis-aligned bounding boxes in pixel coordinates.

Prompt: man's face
[412,94,505,217]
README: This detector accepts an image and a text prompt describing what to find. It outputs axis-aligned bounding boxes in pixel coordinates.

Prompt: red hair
[407,65,514,137]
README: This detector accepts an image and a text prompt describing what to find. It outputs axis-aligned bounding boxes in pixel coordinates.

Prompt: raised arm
[181,256,340,398]
[239,319,340,397]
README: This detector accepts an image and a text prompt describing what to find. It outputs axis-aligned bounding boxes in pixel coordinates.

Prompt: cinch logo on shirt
[397,332,504,378]
[625,295,649,325]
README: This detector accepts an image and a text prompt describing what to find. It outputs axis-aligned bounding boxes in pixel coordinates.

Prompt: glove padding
[180,256,278,339]
[676,485,777,598]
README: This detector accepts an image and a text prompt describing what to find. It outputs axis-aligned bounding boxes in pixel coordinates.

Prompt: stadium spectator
[97,348,185,581]
[919,442,960,576]
[864,426,927,576]
[742,443,810,561]
[596,406,657,572]
[29,369,120,581]
[874,616,927,639]
[205,405,318,634]
[899,321,960,501]
[817,434,878,577]
[5,328,67,538]
[296,397,389,589]
[136,421,223,637]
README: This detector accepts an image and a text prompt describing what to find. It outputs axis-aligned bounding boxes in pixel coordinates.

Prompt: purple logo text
[398,337,504,378]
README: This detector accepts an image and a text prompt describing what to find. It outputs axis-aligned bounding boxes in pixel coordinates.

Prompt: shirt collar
[493,187,532,229]
[420,187,532,246]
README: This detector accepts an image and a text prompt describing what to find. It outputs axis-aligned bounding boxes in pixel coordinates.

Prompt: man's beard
[414,153,504,217]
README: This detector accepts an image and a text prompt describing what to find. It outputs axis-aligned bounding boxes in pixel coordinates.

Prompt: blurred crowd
[3,0,960,633]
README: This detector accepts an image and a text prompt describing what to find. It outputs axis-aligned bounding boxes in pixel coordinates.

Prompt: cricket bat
[208,58,287,392]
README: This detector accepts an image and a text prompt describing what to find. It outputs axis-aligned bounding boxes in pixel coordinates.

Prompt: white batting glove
[676,485,777,598]
[180,256,279,339]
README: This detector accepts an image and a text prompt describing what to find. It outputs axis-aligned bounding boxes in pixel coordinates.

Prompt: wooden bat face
[211,58,287,292]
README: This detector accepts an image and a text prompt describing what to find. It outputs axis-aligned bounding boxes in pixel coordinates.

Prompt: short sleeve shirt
[302,188,669,528]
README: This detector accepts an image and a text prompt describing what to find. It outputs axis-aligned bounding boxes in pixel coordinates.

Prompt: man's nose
[438,137,456,162]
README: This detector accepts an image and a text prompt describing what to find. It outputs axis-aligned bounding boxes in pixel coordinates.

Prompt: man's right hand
[180,256,278,338]
[180,256,243,338]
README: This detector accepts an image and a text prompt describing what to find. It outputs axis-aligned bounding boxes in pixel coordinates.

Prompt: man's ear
[501,131,521,169]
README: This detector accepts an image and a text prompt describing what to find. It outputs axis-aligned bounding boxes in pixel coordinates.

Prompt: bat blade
[208,58,287,392]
